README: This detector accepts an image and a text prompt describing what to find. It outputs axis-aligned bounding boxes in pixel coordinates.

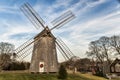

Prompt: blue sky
[0,0,120,61]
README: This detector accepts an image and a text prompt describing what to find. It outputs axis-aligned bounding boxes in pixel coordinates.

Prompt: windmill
[14,3,76,73]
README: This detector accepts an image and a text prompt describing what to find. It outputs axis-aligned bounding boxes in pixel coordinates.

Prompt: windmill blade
[56,41,70,60]
[17,44,33,60]
[56,44,67,61]
[56,38,75,57]
[15,43,33,61]
[26,3,45,26]
[56,39,74,59]
[19,45,33,61]
[18,36,43,61]
[20,3,45,29]
[15,37,41,60]
[56,39,72,58]
[18,37,40,60]
[50,11,75,30]
[20,6,40,29]
[15,38,33,53]
[51,11,73,25]
[15,38,34,56]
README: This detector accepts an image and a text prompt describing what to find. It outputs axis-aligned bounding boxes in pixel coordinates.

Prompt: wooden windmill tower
[30,27,58,73]
[14,3,75,73]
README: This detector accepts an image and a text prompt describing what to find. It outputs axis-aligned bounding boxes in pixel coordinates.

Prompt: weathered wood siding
[30,29,58,73]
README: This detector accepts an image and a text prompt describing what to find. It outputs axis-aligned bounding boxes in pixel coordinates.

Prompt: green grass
[0,72,91,80]
[76,72,120,80]
[0,71,119,80]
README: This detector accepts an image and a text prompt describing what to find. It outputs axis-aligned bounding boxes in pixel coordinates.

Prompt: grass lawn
[0,71,119,80]
[0,71,91,80]
[76,72,120,80]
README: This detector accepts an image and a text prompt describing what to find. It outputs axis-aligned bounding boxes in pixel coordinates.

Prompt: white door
[39,62,44,72]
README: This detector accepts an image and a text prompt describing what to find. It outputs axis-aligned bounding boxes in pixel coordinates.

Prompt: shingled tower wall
[30,27,58,73]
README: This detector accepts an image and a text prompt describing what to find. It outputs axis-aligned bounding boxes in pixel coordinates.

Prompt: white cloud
[53,8,120,59]
[86,0,106,7]
[0,5,20,14]
[0,0,120,62]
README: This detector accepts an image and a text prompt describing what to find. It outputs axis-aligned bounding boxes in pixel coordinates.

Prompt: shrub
[58,64,67,79]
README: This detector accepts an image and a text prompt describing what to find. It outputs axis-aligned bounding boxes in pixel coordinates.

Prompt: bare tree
[0,42,14,70]
[109,35,120,55]
[87,36,114,64]
[98,36,111,64]
[86,35,120,74]
[86,40,104,63]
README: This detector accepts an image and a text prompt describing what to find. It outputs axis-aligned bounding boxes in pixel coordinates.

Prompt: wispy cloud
[51,0,120,59]
[0,0,120,61]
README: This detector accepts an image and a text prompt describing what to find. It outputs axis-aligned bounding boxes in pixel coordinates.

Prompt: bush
[3,61,30,70]
[95,71,104,77]
[58,64,67,79]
